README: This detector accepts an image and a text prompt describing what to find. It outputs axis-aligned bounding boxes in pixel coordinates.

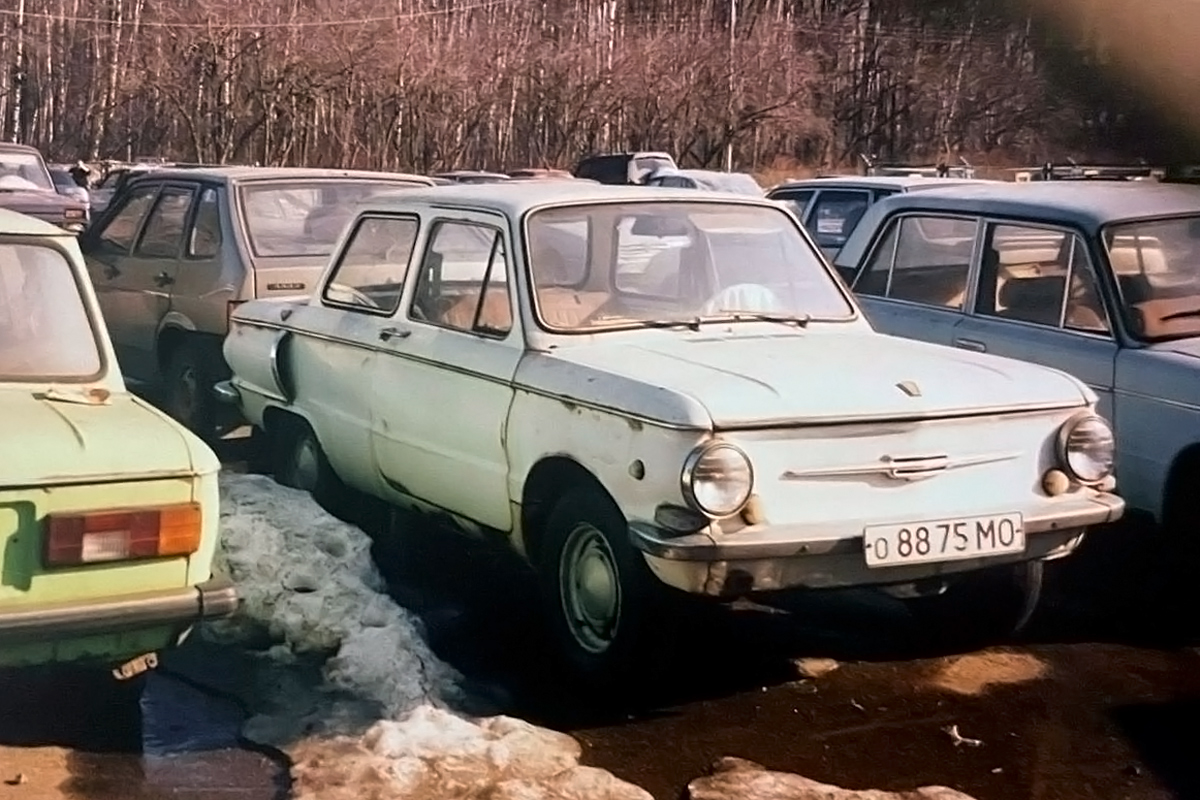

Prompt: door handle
[103,264,119,280]
[153,271,174,287]
[378,326,411,342]
[953,337,987,353]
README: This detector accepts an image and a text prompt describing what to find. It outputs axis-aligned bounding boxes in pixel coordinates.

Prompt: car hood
[533,330,1090,428]
[0,390,215,489]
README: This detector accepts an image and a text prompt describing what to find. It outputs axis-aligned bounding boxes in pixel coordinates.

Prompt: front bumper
[630,492,1125,596]
[0,578,239,643]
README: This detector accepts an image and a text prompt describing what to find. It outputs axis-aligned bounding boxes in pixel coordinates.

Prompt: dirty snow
[925,651,1049,697]
[209,473,980,800]
[688,758,978,800]
[210,473,650,800]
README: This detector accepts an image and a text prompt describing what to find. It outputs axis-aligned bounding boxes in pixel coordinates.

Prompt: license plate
[863,513,1024,568]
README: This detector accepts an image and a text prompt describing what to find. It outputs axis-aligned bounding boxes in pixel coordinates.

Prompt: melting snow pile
[212,473,651,800]
[688,758,978,800]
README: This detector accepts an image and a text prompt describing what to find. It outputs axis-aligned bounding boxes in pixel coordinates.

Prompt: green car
[0,209,237,673]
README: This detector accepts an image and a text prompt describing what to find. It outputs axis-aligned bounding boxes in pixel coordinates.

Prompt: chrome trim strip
[629,493,1124,561]
[0,579,239,641]
[780,450,1021,482]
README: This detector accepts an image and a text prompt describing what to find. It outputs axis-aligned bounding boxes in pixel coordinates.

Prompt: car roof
[0,208,74,236]
[127,166,438,185]
[834,181,1200,267]
[0,142,42,155]
[362,181,781,216]
[770,175,993,192]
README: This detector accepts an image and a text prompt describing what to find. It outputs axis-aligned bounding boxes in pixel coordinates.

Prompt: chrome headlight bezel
[1056,411,1116,485]
[681,441,754,518]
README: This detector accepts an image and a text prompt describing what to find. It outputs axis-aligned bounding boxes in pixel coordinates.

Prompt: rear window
[238,180,430,258]
[0,244,102,381]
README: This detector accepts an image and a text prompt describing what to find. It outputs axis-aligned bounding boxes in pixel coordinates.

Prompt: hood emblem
[896,380,921,397]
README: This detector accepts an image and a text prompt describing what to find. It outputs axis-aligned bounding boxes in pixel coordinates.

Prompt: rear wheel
[273,417,347,514]
[905,560,1045,647]
[537,486,675,689]
[162,342,223,441]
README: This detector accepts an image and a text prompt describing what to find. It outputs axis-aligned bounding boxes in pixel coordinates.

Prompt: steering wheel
[701,283,785,316]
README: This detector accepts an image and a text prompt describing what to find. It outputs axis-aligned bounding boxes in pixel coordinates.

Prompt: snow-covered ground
[209,472,978,800]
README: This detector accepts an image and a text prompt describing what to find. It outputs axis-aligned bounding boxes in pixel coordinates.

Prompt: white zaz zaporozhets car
[217,183,1125,682]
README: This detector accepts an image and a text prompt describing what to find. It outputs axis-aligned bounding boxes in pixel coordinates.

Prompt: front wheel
[163,342,224,441]
[537,487,675,688]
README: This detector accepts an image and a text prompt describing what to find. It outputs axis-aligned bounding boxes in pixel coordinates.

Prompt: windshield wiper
[636,317,704,332]
[708,310,811,328]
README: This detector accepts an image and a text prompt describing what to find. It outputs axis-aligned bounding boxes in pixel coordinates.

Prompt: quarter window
[410,221,512,336]
[856,215,976,310]
[976,224,1109,334]
[97,184,159,252]
[187,187,222,259]
[135,187,195,259]
[322,216,419,314]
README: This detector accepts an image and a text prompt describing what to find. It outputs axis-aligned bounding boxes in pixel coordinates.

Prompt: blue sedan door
[950,222,1118,421]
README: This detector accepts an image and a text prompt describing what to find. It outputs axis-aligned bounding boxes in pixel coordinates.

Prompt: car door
[168,183,228,335]
[370,213,521,532]
[852,213,980,347]
[950,222,1118,421]
[82,181,170,381]
[281,213,422,494]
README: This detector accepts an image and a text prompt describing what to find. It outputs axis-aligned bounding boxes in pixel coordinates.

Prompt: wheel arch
[1162,441,1200,527]
[520,455,619,566]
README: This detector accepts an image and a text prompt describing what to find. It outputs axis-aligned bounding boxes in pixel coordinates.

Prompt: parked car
[834,181,1200,548]
[643,167,764,196]
[433,170,512,184]
[0,208,237,671]
[0,143,88,233]
[79,166,438,441]
[47,163,92,208]
[768,176,991,260]
[573,151,677,185]
[508,168,577,181]
[218,182,1122,682]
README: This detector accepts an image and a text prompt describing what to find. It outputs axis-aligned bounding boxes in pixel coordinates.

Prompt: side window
[856,216,975,309]
[774,189,814,219]
[809,190,871,249]
[976,224,1109,334]
[187,187,222,259]
[134,187,195,259]
[410,221,512,336]
[97,184,159,252]
[322,215,419,314]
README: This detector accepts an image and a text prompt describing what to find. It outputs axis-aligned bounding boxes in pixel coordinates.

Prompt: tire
[905,560,1045,647]
[537,486,674,689]
[162,341,225,442]
[273,418,347,514]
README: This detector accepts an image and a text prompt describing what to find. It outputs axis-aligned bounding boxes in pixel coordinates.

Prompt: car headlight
[1056,412,1115,484]
[681,441,754,518]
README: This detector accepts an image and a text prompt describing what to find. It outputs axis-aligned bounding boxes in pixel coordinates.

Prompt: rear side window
[97,183,159,252]
[187,187,222,259]
[856,215,977,310]
[808,190,871,249]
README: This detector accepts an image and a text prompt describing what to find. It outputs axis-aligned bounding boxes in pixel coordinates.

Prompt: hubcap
[289,433,321,493]
[559,522,621,654]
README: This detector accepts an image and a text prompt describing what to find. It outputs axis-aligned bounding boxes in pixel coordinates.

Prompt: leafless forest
[0,0,1181,173]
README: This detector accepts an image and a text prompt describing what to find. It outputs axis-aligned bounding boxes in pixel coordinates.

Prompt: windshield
[239,179,429,257]
[1104,217,1200,341]
[0,150,53,192]
[525,201,854,333]
[0,243,102,381]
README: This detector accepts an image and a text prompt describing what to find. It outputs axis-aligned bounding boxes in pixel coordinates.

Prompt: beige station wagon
[0,209,236,673]
[78,166,437,440]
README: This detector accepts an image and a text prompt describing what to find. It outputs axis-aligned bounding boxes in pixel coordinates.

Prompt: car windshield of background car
[0,152,54,192]
[0,244,102,381]
[1104,216,1200,341]
[525,202,854,333]
[239,180,425,258]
